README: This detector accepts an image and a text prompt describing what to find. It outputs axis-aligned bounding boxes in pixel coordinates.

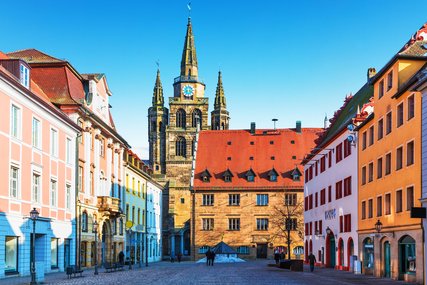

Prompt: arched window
[159,121,163,132]
[82,211,88,232]
[176,109,186,128]
[176,136,187,157]
[192,109,202,128]
[363,237,374,270]
[399,235,416,274]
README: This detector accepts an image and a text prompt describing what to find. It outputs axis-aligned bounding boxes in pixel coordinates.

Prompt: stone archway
[101,219,112,264]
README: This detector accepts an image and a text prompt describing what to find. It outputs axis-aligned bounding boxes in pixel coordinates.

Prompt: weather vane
[156,59,160,69]
[187,2,191,18]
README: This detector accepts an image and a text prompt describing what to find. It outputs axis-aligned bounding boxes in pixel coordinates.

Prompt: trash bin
[35,262,45,283]
[354,260,362,275]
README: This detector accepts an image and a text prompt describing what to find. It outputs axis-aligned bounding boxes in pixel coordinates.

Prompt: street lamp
[375,220,383,233]
[325,226,332,236]
[93,221,99,275]
[30,208,39,285]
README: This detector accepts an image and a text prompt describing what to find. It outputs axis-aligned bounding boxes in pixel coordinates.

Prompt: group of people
[205,249,216,266]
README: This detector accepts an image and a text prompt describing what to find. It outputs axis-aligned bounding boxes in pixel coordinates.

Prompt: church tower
[148,69,168,174]
[211,71,230,130]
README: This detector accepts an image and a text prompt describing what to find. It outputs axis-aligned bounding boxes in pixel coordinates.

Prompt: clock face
[182,85,194,97]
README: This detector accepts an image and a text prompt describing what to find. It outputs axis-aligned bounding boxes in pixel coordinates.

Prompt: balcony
[174,75,203,84]
[97,196,120,214]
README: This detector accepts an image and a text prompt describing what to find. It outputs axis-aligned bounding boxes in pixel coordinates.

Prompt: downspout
[145,183,148,266]
[75,132,82,269]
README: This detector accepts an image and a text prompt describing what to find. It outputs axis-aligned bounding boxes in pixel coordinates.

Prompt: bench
[104,262,115,273]
[115,263,124,271]
[66,266,84,279]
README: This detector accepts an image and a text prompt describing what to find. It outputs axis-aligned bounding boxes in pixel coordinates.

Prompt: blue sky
[2,1,427,158]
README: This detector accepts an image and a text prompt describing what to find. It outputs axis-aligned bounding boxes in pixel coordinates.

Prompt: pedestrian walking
[206,249,211,266]
[308,252,316,272]
[274,249,280,265]
[118,251,125,265]
[177,252,182,263]
[211,251,216,266]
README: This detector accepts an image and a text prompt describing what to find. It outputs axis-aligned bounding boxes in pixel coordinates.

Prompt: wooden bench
[66,266,84,279]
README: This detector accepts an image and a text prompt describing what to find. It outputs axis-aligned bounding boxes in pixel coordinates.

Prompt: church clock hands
[182,85,194,97]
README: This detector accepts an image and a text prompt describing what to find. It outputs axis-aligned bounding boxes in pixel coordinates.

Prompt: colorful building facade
[356,26,427,283]
[0,52,80,277]
[192,123,321,261]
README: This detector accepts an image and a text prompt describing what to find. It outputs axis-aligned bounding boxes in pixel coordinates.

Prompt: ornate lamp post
[30,208,39,285]
[93,221,99,275]
[375,220,383,233]
[325,226,332,236]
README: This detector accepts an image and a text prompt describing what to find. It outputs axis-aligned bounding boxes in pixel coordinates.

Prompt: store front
[362,237,374,275]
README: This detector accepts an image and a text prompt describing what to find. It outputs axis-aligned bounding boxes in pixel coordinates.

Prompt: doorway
[326,233,336,268]
[384,241,391,278]
[256,244,267,258]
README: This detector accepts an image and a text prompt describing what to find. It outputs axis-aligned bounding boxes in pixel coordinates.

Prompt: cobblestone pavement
[0,260,418,285]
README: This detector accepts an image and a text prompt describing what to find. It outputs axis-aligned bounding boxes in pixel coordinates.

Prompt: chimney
[367,67,376,81]
[250,122,256,134]
[296,120,302,133]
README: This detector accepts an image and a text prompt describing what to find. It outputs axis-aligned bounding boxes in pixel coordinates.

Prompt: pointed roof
[152,69,164,106]
[268,167,279,177]
[291,166,302,177]
[212,241,237,254]
[7,48,65,63]
[180,17,198,77]
[200,168,212,178]
[222,168,234,178]
[214,71,226,109]
[245,168,256,177]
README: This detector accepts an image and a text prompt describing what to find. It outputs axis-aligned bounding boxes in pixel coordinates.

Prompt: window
[285,218,297,231]
[377,158,383,179]
[328,186,332,203]
[385,153,391,175]
[285,193,297,206]
[407,186,414,211]
[176,136,187,157]
[50,129,58,157]
[66,184,71,210]
[361,166,366,185]
[10,166,19,198]
[176,108,186,128]
[362,132,367,150]
[377,119,383,140]
[386,112,392,135]
[119,218,123,235]
[396,147,403,170]
[32,173,41,203]
[247,174,255,182]
[100,138,105,157]
[180,197,185,203]
[32,118,41,148]
[387,71,393,91]
[198,246,210,254]
[397,103,404,127]
[90,171,94,195]
[407,141,414,166]
[202,194,214,206]
[344,214,351,232]
[51,238,58,268]
[377,196,382,217]
[78,166,83,192]
[82,212,88,232]
[132,206,135,223]
[315,192,318,207]
[328,150,332,167]
[228,218,240,230]
[236,246,249,254]
[256,218,269,230]
[192,109,202,127]
[344,139,352,158]
[320,156,326,172]
[229,194,240,206]
[408,95,415,120]
[202,218,214,231]
[256,194,268,206]
[320,189,326,205]
[339,215,343,233]
[361,201,366,220]
[50,179,57,207]
[20,64,29,88]
[368,163,373,182]
[5,236,19,274]
[336,143,343,163]
[66,138,72,164]
[11,105,20,138]
[369,126,374,146]
[396,190,403,213]
[385,193,391,215]
[335,181,343,200]
[344,176,352,196]
[132,177,135,194]
[378,80,384,99]
[368,199,373,218]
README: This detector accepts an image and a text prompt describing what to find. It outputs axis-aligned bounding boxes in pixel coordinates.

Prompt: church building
[148,16,230,258]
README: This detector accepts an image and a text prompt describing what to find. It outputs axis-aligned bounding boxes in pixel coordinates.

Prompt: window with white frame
[100,138,105,157]
[202,218,214,231]
[11,105,20,138]
[50,179,57,207]
[66,184,71,210]
[285,193,297,206]
[256,194,269,206]
[228,218,240,230]
[78,166,83,192]
[19,64,29,88]
[5,236,19,273]
[10,166,19,198]
[202,194,214,206]
[228,194,240,206]
[66,138,72,164]
[32,118,41,148]
[236,246,250,254]
[50,129,58,157]
[256,218,269,230]
[32,173,41,203]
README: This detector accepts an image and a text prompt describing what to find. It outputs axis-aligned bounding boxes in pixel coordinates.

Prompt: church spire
[214,71,226,109]
[152,69,164,106]
[180,17,198,78]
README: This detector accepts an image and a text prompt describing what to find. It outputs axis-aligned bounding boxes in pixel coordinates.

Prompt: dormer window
[20,64,29,88]
[268,168,279,182]
[222,168,234,183]
[291,167,302,181]
[245,168,256,182]
[200,168,212,183]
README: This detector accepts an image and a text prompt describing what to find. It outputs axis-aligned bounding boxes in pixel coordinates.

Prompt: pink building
[0,51,80,277]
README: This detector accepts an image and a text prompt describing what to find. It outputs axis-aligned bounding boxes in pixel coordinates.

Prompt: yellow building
[356,26,427,283]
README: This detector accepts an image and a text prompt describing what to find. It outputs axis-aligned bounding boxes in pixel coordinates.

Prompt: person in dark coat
[118,251,125,265]
[210,251,216,266]
[308,252,316,272]
[177,252,182,263]
[274,249,280,265]
[205,249,211,266]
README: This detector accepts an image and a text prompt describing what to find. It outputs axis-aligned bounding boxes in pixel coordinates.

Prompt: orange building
[356,25,427,283]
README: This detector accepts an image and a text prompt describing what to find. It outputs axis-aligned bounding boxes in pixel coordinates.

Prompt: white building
[303,82,373,271]
[146,181,162,262]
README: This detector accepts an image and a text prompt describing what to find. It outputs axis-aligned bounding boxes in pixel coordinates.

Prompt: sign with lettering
[325,209,336,220]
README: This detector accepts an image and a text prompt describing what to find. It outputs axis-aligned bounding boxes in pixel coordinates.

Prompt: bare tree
[270,192,304,260]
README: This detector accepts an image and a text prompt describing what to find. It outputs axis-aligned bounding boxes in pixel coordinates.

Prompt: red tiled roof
[7,48,65,63]
[194,128,322,189]
[0,51,8,60]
